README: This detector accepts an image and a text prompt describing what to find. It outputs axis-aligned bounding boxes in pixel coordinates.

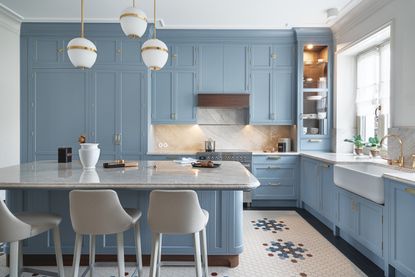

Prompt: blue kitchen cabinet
[120,40,144,65]
[337,187,383,258]
[92,38,120,65]
[250,70,273,123]
[152,70,196,124]
[174,44,197,68]
[152,71,174,123]
[252,155,299,205]
[29,69,88,161]
[250,44,293,69]
[300,157,337,226]
[91,70,146,160]
[295,28,333,151]
[300,157,320,210]
[274,68,294,124]
[386,180,415,277]
[30,38,66,66]
[199,44,248,93]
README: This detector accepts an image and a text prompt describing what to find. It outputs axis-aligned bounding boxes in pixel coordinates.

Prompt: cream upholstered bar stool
[0,200,65,277]
[69,190,143,277]
[148,190,209,277]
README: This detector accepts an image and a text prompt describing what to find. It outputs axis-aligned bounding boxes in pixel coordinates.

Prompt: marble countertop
[0,160,260,191]
[252,151,299,156]
[301,151,389,165]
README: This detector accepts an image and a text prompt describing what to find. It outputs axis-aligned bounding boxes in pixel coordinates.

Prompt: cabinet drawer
[300,138,331,151]
[253,178,296,200]
[253,164,296,179]
[253,155,298,165]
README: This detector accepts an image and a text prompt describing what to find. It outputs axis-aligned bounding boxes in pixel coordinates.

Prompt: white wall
[0,8,21,200]
[332,0,415,128]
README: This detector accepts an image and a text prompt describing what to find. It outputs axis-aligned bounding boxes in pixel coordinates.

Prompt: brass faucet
[379,134,404,167]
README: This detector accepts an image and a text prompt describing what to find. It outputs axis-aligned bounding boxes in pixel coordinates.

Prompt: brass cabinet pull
[267,156,281,160]
[405,188,415,196]
[266,166,280,169]
[268,182,281,186]
[320,164,330,168]
[308,139,322,143]
[57,48,64,53]
[271,53,278,60]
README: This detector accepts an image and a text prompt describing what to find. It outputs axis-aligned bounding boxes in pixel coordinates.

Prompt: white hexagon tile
[0,211,366,277]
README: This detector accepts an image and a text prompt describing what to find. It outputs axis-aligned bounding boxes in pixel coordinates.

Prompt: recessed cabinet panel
[93,71,117,160]
[251,45,272,68]
[94,39,118,64]
[120,72,142,156]
[152,71,173,122]
[250,70,272,123]
[300,158,319,210]
[199,44,224,92]
[253,179,296,200]
[176,71,196,122]
[33,39,61,64]
[274,69,293,124]
[273,45,293,66]
[357,200,383,256]
[176,45,196,67]
[224,45,247,92]
[34,70,87,159]
[121,40,142,65]
[337,191,356,235]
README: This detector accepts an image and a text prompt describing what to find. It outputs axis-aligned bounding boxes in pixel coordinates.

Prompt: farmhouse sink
[333,163,402,204]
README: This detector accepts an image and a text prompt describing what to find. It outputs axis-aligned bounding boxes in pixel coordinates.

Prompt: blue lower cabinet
[337,187,383,258]
[8,190,243,255]
[386,180,415,277]
[252,156,298,204]
[300,157,320,210]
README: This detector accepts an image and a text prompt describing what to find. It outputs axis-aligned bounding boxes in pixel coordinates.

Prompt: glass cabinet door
[302,44,329,136]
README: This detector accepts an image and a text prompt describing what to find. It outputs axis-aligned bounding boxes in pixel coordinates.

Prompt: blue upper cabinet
[199,44,248,93]
[29,69,88,161]
[295,28,333,151]
[250,44,294,125]
[152,43,197,124]
[30,38,65,66]
[120,40,143,65]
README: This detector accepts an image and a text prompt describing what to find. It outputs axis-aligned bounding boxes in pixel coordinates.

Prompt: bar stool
[69,190,142,277]
[148,190,209,277]
[0,200,65,277]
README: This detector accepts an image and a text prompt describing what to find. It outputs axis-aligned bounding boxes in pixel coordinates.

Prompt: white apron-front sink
[333,163,401,204]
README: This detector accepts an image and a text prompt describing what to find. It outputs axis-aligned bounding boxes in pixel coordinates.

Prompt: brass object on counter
[379,134,404,167]
[78,135,86,144]
[412,154,415,169]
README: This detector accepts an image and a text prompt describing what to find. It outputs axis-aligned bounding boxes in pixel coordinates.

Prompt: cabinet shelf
[303,88,328,93]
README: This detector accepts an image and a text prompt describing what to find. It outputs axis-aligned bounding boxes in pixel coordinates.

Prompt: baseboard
[251,200,297,207]
[18,254,239,268]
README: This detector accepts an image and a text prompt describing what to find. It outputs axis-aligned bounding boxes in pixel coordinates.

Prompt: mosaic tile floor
[0,210,366,277]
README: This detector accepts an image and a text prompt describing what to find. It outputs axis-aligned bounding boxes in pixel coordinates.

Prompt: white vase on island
[79,143,100,169]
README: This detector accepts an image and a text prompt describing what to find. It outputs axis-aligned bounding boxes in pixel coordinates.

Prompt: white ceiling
[0,0,362,29]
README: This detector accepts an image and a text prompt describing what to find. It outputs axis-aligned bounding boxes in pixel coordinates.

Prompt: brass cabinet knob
[271,53,278,60]
[57,48,64,53]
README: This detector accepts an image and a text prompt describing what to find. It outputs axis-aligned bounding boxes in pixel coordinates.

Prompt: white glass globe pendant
[67,0,97,69]
[120,0,148,39]
[141,0,168,71]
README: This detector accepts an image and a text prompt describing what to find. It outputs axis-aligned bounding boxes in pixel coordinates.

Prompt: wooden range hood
[197,94,249,108]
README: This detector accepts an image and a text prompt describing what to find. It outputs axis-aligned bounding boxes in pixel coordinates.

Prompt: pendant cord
[153,0,156,38]
[81,0,84,37]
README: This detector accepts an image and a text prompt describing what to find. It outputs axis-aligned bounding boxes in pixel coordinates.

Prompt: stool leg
[133,222,142,277]
[201,228,208,277]
[9,241,19,277]
[116,232,125,277]
[156,234,162,277]
[72,234,83,277]
[193,232,202,277]
[149,233,160,277]
[18,240,23,275]
[52,226,65,277]
[89,234,96,277]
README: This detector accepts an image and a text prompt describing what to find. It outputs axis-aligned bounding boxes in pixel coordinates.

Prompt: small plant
[366,136,380,149]
[367,136,381,157]
[344,135,365,155]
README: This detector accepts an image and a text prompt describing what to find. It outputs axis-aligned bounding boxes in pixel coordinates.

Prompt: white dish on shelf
[306,95,323,101]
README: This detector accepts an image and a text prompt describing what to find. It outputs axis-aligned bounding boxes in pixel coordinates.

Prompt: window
[356,41,390,141]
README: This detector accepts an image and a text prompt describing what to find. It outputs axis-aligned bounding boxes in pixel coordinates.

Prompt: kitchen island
[0,160,260,267]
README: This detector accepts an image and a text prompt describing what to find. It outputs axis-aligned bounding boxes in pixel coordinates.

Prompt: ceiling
[0,0,362,29]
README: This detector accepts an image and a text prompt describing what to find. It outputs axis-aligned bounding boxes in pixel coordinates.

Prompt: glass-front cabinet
[296,29,333,151]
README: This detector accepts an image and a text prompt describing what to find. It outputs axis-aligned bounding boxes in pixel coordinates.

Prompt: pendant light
[141,0,168,71]
[120,0,148,39]
[67,0,97,69]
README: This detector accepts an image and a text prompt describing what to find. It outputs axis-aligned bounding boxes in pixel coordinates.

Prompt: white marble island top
[0,160,260,191]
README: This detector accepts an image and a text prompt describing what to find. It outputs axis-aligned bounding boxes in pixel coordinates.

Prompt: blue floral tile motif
[265,240,311,262]
[252,217,289,232]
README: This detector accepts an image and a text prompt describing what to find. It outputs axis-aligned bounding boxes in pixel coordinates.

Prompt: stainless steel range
[196,150,253,206]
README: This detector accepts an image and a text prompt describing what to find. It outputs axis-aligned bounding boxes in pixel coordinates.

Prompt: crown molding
[0,4,23,34]
[331,0,393,38]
